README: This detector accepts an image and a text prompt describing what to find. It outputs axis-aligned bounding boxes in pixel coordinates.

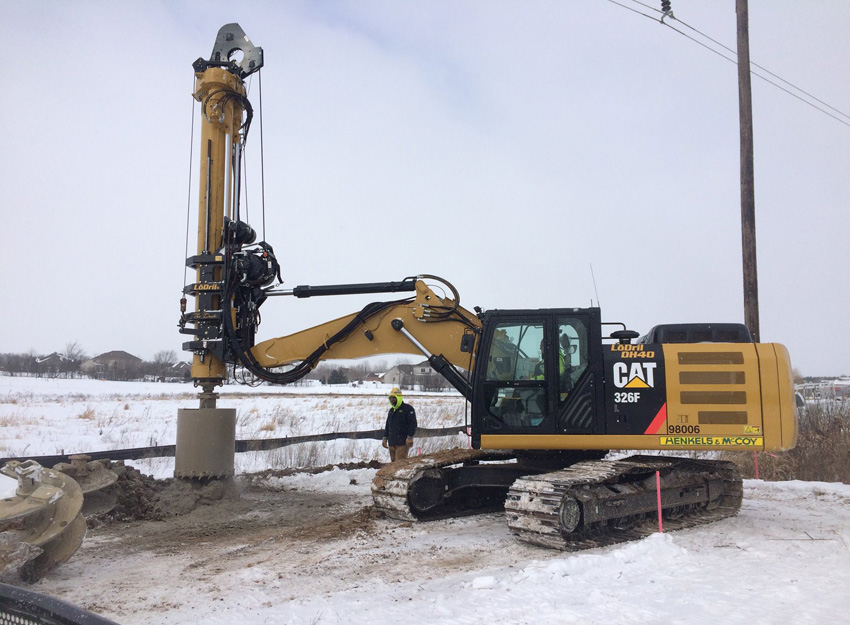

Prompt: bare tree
[62,341,88,365]
[60,341,88,377]
[152,350,178,379]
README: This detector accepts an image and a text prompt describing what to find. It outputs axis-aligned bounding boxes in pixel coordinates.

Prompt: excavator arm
[238,276,482,400]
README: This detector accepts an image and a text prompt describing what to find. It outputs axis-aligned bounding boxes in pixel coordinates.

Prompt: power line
[605,0,850,129]
[671,14,850,122]
[605,0,658,21]
[663,20,850,128]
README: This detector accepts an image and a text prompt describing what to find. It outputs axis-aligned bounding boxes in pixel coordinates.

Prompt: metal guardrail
[0,426,467,467]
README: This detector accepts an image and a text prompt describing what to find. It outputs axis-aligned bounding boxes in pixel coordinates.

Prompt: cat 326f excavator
[178,24,797,551]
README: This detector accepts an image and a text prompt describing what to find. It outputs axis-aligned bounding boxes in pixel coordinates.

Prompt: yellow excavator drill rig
[178,25,797,550]
[177,24,274,478]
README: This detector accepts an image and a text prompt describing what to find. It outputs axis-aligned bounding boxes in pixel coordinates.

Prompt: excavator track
[505,455,743,550]
[372,448,519,521]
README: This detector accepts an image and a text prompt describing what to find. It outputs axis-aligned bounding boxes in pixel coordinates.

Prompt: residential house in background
[383,361,450,391]
[34,352,72,377]
[80,351,142,380]
[382,364,414,388]
[169,361,192,381]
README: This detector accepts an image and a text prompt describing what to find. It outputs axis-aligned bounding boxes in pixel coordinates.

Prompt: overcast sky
[1,1,848,377]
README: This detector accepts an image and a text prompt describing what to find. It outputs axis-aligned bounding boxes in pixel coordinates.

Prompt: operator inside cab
[558,333,577,398]
[533,334,576,400]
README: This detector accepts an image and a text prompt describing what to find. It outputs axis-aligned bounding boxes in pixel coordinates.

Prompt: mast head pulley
[192,23,263,79]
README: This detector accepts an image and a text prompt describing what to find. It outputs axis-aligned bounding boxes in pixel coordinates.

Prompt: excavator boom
[250,277,480,398]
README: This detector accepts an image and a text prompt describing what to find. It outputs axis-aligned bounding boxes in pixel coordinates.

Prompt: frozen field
[0,376,468,478]
[1,376,849,625]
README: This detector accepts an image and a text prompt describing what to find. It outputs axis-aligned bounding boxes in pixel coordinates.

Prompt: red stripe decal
[644,402,668,435]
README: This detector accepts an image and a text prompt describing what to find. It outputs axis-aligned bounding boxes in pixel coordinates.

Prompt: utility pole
[736,0,759,341]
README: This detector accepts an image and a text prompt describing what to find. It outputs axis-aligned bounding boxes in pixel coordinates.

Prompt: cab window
[484,322,547,428]
[485,323,545,381]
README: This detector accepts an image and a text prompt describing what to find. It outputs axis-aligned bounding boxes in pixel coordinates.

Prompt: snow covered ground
[2,376,850,625]
[0,375,469,480]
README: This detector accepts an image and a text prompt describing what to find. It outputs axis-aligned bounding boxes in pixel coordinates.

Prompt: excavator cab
[471,308,605,448]
[470,308,796,455]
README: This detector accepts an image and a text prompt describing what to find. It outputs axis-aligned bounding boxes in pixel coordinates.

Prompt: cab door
[555,310,605,434]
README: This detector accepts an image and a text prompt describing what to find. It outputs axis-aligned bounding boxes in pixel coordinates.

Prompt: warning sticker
[659,436,763,447]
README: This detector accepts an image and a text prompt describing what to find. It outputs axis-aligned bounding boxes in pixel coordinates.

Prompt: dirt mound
[87,462,166,524]
[88,460,383,527]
